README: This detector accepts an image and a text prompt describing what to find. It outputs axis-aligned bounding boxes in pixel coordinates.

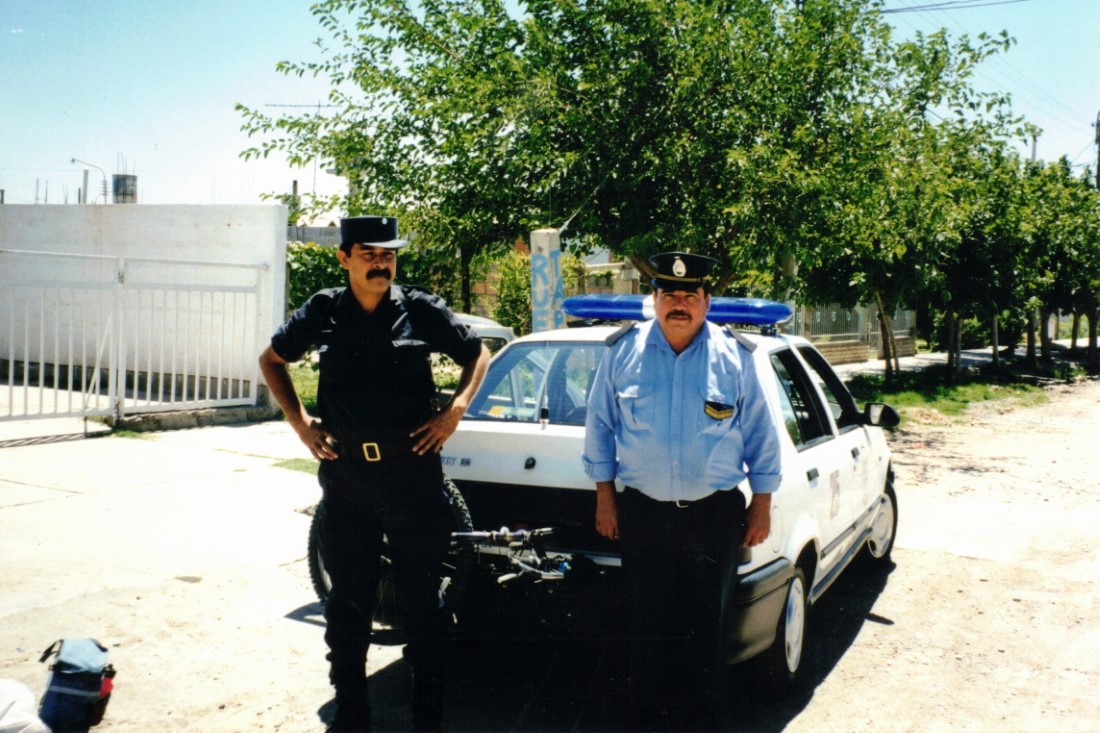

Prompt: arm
[743,492,772,547]
[595,480,619,541]
[258,345,338,461]
[410,343,490,455]
[584,352,620,541]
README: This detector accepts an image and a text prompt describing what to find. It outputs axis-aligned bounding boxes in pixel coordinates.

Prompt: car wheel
[748,566,809,693]
[863,479,898,567]
[306,476,475,627]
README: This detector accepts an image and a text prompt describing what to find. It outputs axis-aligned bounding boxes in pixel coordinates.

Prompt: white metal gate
[0,249,267,423]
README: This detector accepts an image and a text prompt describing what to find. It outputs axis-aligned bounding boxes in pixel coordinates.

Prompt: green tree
[799,23,1015,380]
[1021,160,1100,368]
[240,0,1021,354]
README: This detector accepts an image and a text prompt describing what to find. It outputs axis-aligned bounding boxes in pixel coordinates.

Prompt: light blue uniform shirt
[583,319,782,501]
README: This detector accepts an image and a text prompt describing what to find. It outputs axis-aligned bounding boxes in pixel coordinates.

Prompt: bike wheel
[306,476,475,627]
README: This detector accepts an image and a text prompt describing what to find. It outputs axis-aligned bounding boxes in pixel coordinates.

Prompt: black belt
[337,437,415,462]
[625,486,724,509]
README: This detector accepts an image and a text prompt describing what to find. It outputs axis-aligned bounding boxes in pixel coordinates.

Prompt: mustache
[366,269,392,280]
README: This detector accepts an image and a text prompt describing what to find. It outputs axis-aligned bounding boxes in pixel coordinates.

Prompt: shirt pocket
[317,331,360,385]
[390,338,433,386]
[616,384,654,432]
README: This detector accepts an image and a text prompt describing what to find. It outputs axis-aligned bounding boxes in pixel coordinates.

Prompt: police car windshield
[465,341,604,426]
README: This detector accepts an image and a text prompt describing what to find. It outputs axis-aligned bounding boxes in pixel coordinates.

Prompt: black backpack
[38,638,115,733]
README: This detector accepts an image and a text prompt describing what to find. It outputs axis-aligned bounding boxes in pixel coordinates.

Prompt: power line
[884,0,1095,162]
[1067,139,1094,166]
[881,0,1040,13]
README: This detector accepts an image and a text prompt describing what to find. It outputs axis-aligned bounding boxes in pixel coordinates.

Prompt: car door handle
[851,447,861,460]
[807,467,819,482]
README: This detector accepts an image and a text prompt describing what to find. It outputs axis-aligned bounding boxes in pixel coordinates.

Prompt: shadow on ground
[311,560,895,732]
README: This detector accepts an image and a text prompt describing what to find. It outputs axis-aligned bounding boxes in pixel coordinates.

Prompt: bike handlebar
[451,527,555,545]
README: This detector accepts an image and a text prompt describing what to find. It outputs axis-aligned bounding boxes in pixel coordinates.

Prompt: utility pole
[72,158,109,204]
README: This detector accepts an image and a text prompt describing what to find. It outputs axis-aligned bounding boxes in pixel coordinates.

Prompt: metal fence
[0,249,266,423]
[787,303,915,347]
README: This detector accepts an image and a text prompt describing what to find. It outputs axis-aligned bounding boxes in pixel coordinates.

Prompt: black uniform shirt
[271,285,482,444]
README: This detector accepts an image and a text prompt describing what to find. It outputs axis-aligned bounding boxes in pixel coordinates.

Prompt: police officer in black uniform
[259,215,490,732]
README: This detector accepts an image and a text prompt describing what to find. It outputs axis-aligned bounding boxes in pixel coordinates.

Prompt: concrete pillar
[530,228,565,332]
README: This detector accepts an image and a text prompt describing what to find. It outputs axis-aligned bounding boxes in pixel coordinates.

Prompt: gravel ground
[2,379,1098,732]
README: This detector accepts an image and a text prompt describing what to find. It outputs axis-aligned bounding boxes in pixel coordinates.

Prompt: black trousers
[317,451,450,721]
[618,488,746,731]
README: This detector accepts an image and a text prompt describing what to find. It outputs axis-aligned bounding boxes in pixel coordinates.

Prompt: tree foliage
[241,0,1100,373]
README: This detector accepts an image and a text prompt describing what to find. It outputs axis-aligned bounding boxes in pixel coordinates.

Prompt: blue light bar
[562,293,792,327]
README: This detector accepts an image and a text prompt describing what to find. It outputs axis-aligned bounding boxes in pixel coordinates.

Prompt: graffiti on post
[530,248,565,332]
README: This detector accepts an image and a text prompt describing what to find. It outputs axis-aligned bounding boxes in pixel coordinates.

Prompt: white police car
[440,293,899,688]
[455,313,515,353]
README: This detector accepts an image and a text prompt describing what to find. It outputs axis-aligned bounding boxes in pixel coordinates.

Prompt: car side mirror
[863,402,900,428]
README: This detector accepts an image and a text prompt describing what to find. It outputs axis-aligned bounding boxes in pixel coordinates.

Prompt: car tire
[862,478,898,569]
[307,476,475,627]
[748,566,809,693]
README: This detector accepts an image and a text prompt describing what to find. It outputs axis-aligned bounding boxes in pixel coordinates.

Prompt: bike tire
[306,476,475,628]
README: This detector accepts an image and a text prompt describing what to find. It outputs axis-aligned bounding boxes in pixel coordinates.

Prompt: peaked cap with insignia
[649,251,720,291]
[339,215,409,250]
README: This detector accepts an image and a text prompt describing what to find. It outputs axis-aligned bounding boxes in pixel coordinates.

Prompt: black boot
[328,655,371,732]
[326,703,370,733]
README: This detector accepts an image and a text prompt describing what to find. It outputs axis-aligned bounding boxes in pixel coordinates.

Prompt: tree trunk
[1088,309,1099,370]
[460,245,473,313]
[1071,312,1081,352]
[945,306,956,371]
[874,292,895,383]
[1026,309,1037,369]
[954,313,964,378]
[1039,305,1054,361]
[991,313,1000,371]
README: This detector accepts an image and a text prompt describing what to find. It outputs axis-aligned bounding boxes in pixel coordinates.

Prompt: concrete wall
[0,205,287,385]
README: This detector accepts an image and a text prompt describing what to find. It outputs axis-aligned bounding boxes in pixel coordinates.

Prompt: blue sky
[2,0,1097,212]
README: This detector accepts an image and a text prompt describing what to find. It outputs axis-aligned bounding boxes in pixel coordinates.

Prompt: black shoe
[326,710,371,733]
[326,697,371,733]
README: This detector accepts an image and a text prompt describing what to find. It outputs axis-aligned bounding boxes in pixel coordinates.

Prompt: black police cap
[649,252,719,291]
[339,216,409,249]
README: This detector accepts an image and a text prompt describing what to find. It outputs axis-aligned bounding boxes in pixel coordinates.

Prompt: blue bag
[37,638,114,733]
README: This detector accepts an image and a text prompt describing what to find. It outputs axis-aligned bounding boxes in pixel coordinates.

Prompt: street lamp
[71,157,108,204]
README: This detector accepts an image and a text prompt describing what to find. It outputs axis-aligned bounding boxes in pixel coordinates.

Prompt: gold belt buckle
[362,442,381,462]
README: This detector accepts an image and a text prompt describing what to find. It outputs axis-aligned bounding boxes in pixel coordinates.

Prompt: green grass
[846,365,1047,423]
[273,457,318,474]
[288,361,320,414]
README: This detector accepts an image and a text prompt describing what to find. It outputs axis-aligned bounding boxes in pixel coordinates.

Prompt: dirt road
[762,378,1100,733]
[1,380,1098,732]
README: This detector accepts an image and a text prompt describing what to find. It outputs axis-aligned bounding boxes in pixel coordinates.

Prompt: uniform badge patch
[704,400,734,420]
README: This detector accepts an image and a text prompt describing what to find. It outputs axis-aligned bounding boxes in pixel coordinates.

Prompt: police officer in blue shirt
[583,251,782,731]
[259,216,490,732]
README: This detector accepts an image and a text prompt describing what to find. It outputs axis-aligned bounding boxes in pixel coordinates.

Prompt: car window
[769,348,833,448]
[466,342,604,425]
[796,345,862,430]
[772,365,804,446]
